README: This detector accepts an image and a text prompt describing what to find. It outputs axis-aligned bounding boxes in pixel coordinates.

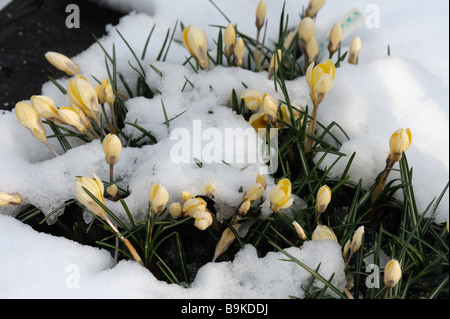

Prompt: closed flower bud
[243,183,264,202]
[224,23,236,58]
[58,106,87,133]
[73,173,107,219]
[269,178,294,213]
[95,83,105,105]
[315,185,331,214]
[30,95,62,123]
[292,221,307,241]
[106,184,119,199]
[283,30,297,50]
[255,0,266,31]
[15,101,48,144]
[298,17,316,43]
[311,224,337,242]
[182,25,210,69]
[213,224,241,261]
[238,200,251,216]
[328,22,343,57]
[148,183,169,215]
[305,0,327,18]
[240,89,261,111]
[44,51,80,76]
[268,49,282,79]
[102,133,122,166]
[67,76,100,123]
[102,79,115,106]
[348,36,362,64]
[181,191,195,202]
[204,182,214,195]
[350,226,364,254]
[234,37,245,67]
[169,202,183,219]
[0,192,23,206]
[389,128,412,162]
[183,197,207,217]
[305,36,319,65]
[262,93,278,122]
[384,259,402,289]
[342,239,351,260]
[193,210,213,230]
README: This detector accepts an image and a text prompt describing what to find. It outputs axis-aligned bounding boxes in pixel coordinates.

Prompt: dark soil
[0,0,124,110]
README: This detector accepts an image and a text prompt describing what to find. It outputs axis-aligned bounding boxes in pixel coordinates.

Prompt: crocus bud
[243,183,264,202]
[67,76,100,124]
[95,83,105,105]
[292,221,307,241]
[384,259,402,289]
[238,200,251,216]
[342,239,351,260]
[102,133,122,166]
[73,173,107,219]
[224,23,236,58]
[255,0,266,31]
[182,25,210,69]
[183,197,207,217]
[269,178,294,213]
[268,49,282,79]
[328,22,343,58]
[181,191,195,202]
[213,224,240,262]
[256,173,266,189]
[298,17,316,43]
[30,95,62,124]
[234,37,245,67]
[305,0,327,18]
[58,107,87,133]
[148,183,169,215]
[240,89,261,111]
[15,101,48,144]
[262,93,278,122]
[311,224,337,242]
[0,192,23,206]
[283,30,297,50]
[204,183,215,196]
[44,51,80,76]
[102,79,115,106]
[106,184,119,199]
[350,226,364,254]
[389,128,412,162]
[169,202,183,219]
[348,36,362,64]
[315,185,331,214]
[193,210,213,230]
[305,36,319,65]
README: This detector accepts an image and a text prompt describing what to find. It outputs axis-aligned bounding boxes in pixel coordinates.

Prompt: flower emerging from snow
[269,178,294,213]
[182,25,210,69]
[44,51,80,76]
[148,183,169,215]
[73,173,107,219]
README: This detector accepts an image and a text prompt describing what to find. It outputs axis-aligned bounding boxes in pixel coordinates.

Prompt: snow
[0,0,448,298]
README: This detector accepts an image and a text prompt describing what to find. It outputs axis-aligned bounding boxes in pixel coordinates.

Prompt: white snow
[0,0,448,298]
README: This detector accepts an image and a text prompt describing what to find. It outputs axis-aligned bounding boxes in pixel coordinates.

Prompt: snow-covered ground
[0,0,448,298]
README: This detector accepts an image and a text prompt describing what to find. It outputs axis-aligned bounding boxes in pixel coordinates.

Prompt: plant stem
[43,140,60,156]
[104,215,144,266]
[305,102,319,153]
